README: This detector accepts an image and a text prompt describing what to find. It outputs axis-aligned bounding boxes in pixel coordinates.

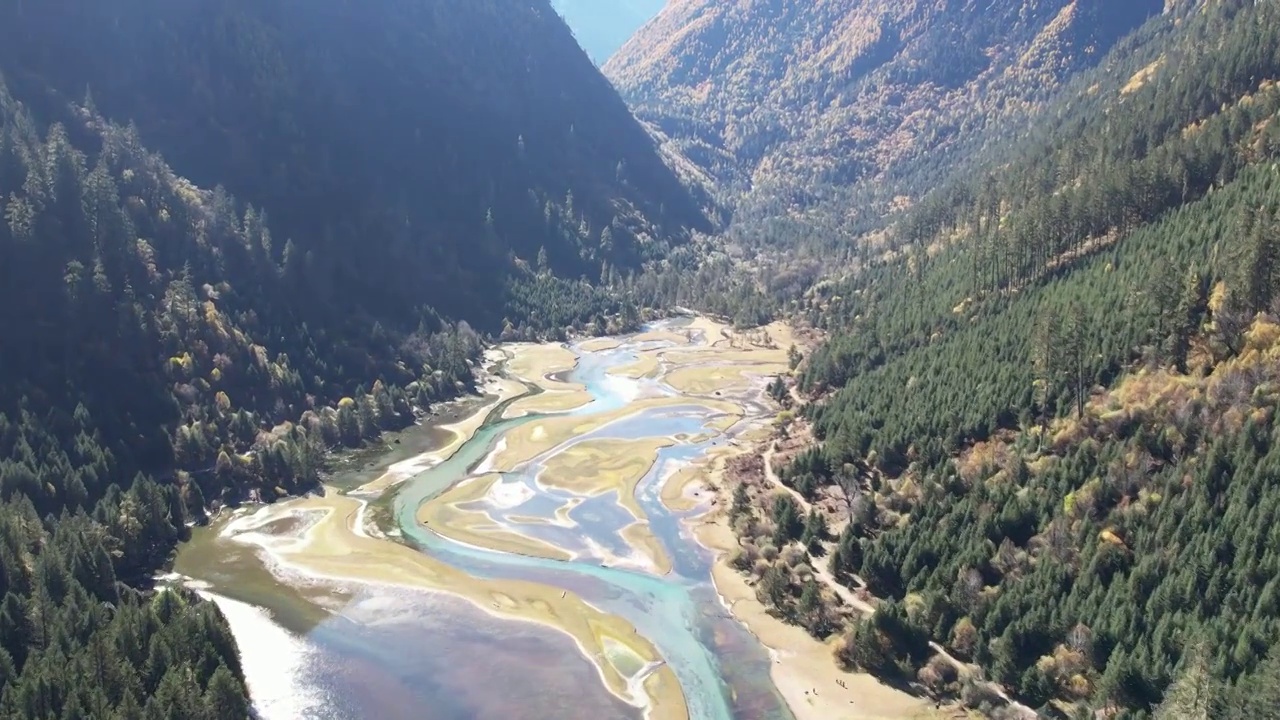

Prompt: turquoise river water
[175,323,795,720]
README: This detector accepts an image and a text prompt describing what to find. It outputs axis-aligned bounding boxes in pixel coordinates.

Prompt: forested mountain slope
[0,0,718,716]
[606,0,1163,232]
[553,0,667,65]
[725,1,1280,717]
[0,0,708,328]
[0,81,277,718]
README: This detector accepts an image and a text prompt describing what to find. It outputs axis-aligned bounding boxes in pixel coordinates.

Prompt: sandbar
[665,365,769,395]
[417,474,573,562]
[619,521,673,576]
[579,337,624,352]
[537,437,672,520]
[492,396,742,471]
[358,375,527,494]
[659,448,737,513]
[662,349,789,367]
[504,388,593,417]
[609,354,662,379]
[630,328,695,345]
[535,437,676,574]
[502,342,593,416]
[506,343,580,383]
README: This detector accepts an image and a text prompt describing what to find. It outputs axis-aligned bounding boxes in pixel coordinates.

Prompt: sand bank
[696,516,933,720]
[492,396,741,471]
[358,375,527,494]
[503,388,593,417]
[664,365,774,395]
[619,521,673,576]
[658,444,742,513]
[502,342,594,416]
[609,354,662,379]
[416,474,574,563]
[615,317,795,396]
[505,342,580,384]
[579,337,624,352]
[630,328,695,345]
[537,438,671,518]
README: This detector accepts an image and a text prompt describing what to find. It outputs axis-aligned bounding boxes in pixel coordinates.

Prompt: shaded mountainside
[0,74,482,719]
[553,0,668,65]
[0,1,718,717]
[717,1,1280,717]
[0,0,709,328]
[607,0,1162,229]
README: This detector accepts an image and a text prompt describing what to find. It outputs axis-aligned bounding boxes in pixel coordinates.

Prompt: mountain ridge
[0,1,711,716]
[699,1,1280,716]
[607,0,1165,228]
[0,0,707,328]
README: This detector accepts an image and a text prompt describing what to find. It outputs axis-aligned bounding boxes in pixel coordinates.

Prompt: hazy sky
[551,0,667,64]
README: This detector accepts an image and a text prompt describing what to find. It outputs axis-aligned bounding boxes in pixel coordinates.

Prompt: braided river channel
[173,318,798,720]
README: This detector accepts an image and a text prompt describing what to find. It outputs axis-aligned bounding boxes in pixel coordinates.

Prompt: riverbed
[174,317,802,719]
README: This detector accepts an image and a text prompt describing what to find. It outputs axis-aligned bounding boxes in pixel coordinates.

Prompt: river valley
[172,317,805,720]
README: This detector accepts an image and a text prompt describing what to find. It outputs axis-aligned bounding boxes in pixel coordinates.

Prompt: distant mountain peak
[607,0,1164,222]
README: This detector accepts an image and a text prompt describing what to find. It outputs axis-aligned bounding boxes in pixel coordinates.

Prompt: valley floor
[174,316,940,720]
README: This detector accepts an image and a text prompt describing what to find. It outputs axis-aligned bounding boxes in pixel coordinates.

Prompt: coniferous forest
[4,0,1280,717]
[0,0,708,716]
[735,1,1280,716]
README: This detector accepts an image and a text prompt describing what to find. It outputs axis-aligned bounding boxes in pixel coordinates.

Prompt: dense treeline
[630,239,804,328]
[0,1,727,716]
[0,499,246,718]
[0,75,492,717]
[806,161,1280,720]
[895,0,1280,295]
[0,80,481,513]
[771,1,1280,715]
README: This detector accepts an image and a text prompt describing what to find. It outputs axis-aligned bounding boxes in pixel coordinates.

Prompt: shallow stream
[176,322,793,720]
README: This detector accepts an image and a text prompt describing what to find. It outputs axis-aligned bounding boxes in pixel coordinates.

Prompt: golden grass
[537,438,671,520]
[504,389,592,417]
[664,365,761,395]
[630,329,694,345]
[661,349,789,367]
[609,354,661,379]
[579,337,624,352]
[506,343,579,383]
[658,443,743,513]
[416,474,573,562]
[493,396,741,471]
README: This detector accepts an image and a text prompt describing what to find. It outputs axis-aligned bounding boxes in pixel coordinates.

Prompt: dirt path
[762,442,810,509]
[760,444,877,615]
[758,443,1037,717]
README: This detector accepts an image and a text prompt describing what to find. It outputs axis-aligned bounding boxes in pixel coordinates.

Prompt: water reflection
[184,546,640,720]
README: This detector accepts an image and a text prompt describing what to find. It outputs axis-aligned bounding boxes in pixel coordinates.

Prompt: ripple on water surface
[209,584,641,720]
